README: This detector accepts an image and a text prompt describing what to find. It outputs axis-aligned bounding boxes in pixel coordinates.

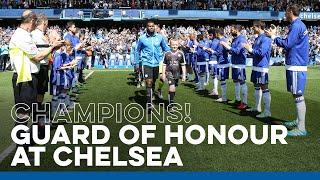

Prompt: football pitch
[0,66,319,171]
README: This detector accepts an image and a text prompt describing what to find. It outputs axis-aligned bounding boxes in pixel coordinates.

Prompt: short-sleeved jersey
[163,50,185,79]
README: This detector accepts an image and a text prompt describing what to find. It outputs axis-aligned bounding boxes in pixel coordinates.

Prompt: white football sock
[196,76,201,89]
[254,87,262,111]
[221,81,227,101]
[206,71,210,84]
[262,89,271,113]
[295,96,306,131]
[234,82,241,101]
[241,82,248,104]
[200,75,205,89]
[213,77,218,94]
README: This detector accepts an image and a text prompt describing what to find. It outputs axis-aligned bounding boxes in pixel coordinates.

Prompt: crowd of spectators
[1,23,320,70]
[1,0,320,11]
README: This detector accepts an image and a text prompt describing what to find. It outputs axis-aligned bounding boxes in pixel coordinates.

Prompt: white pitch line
[85,70,94,80]
[0,70,95,165]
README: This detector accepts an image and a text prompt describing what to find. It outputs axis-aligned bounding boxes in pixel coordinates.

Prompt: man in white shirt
[10,10,63,141]
[31,14,50,108]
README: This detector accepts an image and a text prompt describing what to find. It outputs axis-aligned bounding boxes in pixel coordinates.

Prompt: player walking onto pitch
[161,39,186,112]
[266,5,309,136]
[243,21,272,118]
[135,20,170,113]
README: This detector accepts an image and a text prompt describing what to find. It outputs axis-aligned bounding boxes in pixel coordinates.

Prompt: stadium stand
[0,1,320,69]
[1,0,320,11]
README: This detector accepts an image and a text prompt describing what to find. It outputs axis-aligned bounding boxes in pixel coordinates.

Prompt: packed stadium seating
[0,1,320,69]
[1,0,320,11]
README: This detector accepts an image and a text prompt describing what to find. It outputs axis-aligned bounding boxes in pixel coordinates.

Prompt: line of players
[134,4,309,136]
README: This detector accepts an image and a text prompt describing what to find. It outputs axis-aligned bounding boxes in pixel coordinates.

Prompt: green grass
[0,66,320,171]
[0,72,15,152]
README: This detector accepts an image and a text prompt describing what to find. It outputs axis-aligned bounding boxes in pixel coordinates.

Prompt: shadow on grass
[128,90,146,107]
[126,74,139,86]
[223,108,289,126]
[127,77,135,81]
[182,82,196,89]
[182,82,217,100]
[128,90,170,108]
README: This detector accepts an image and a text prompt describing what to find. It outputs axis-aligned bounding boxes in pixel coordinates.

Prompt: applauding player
[266,5,309,136]
[214,28,230,103]
[207,28,219,98]
[243,21,272,118]
[195,34,211,91]
[220,25,248,109]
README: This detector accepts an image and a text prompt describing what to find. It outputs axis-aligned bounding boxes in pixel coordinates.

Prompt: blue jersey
[135,33,170,67]
[274,18,309,67]
[50,51,63,85]
[187,39,197,56]
[64,33,79,69]
[252,33,272,68]
[64,33,80,49]
[187,39,196,49]
[61,52,75,79]
[196,39,211,62]
[185,39,197,65]
[230,35,247,65]
[210,38,219,61]
[215,37,229,65]
[75,49,85,69]
[50,51,74,86]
